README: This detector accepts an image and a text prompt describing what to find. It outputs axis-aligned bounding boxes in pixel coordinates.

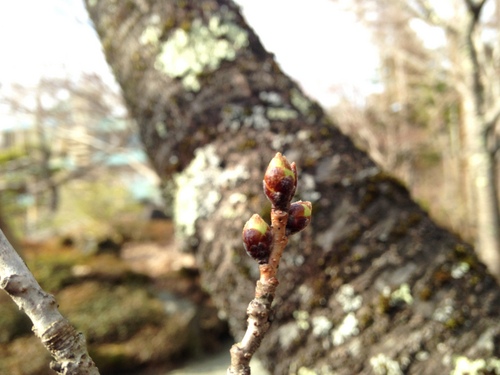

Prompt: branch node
[1,274,27,295]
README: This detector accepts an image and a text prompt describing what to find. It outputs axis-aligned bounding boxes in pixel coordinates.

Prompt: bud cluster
[242,153,312,264]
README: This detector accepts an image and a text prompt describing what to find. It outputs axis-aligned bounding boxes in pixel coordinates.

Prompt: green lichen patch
[293,310,311,330]
[291,88,312,115]
[155,15,248,91]
[266,107,298,120]
[390,283,413,306]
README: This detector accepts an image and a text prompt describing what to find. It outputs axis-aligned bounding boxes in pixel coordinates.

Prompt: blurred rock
[121,242,196,278]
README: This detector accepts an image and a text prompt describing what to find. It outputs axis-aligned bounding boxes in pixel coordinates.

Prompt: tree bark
[86,1,500,373]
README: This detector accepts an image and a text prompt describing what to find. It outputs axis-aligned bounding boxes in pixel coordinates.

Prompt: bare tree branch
[405,0,459,35]
[0,229,99,375]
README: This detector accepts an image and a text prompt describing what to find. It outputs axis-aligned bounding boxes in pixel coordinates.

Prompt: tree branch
[0,229,99,375]
[228,153,311,374]
[406,0,459,35]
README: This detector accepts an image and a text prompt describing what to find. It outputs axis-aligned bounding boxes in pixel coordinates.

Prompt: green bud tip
[242,214,273,264]
[286,201,312,235]
[268,153,294,178]
[263,153,298,210]
[244,214,270,234]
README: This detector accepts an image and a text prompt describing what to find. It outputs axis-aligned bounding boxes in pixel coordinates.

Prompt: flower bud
[263,153,297,210]
[286,201,312,235]
[242,214,273,264]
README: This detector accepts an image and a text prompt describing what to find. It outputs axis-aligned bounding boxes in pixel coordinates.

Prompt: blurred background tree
[331,0,500,277]
[0,73,161,243]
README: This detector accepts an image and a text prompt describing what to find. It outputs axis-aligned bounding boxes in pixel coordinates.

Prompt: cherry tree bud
[286,201,312,235]
[263,153,297,210]
[242,214,273,264]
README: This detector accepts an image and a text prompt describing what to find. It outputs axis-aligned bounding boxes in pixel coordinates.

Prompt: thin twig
[228,153,311,374]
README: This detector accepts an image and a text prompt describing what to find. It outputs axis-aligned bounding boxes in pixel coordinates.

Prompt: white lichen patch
[331,312,359,346]
[244,106,270,129]
[390,283,413,306]
[370,354,403,375]
[312,316,333,337]
[221,192,248,219]
[432,298,454,323]
[259,91,283,106]
[173,144,249,243]
[451,356,500,375]
[336,284,363,313]
[297,129,311,141]
[451,262,470,279]
[221,104,270,131]
[155,16,248,91]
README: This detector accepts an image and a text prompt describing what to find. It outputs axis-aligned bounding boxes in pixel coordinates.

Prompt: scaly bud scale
[242,214,273,264]
[286,201,312,235]
[263,153,297,210]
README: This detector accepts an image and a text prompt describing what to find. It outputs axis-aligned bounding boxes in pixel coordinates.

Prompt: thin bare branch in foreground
[0,229,99,375]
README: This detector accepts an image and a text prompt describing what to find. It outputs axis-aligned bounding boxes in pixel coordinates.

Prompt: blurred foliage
[0,336,53,375]
[24,246,83,292]
[0,147,27,164]
[0,293,32,344]
[58,281,165,343]
[16,173,145,243]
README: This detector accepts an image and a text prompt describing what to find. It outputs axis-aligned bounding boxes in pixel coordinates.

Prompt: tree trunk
[460,3,500,278]
[86,1,500,373]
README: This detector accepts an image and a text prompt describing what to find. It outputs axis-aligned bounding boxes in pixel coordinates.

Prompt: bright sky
[0,0,378,109]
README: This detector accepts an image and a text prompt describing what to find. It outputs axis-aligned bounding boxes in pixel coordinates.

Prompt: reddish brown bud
[263,153,297,210]
[286,201,312,235]
[242,214,273,264]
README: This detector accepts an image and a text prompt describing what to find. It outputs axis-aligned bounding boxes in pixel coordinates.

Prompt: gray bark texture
[85,1,500,374]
